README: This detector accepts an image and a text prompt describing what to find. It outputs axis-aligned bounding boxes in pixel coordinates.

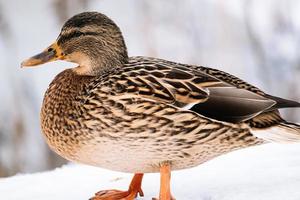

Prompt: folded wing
[110,56,300,123]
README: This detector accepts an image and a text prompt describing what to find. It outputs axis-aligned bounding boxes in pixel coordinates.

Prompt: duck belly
[66,133,262,173]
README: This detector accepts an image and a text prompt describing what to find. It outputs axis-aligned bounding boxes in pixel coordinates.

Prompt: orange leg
[153,163,175,200]
[91,173,144,200]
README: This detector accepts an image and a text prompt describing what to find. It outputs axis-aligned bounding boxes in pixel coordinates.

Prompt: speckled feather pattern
[41,56,265,173]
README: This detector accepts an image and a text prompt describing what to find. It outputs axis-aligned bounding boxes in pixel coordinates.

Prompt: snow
[1,143,300,200]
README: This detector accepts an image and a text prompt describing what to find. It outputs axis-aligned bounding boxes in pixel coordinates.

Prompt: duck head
[21,12,128,75]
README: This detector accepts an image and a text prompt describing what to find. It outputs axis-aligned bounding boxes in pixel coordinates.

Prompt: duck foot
[91,189,143,200]
[90,173,144,200]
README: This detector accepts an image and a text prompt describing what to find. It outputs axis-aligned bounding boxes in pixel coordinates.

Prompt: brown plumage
[21,12,300,200]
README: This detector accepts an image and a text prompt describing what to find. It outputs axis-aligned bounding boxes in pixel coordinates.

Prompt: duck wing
[107,56,300,123]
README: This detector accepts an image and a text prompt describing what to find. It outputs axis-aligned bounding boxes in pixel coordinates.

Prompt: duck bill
[21,42,64,67]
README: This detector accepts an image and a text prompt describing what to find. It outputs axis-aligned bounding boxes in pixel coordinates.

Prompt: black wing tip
[265,94,300,109]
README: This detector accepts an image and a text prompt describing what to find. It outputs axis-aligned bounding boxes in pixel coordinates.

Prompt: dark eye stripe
[57,31,100,45]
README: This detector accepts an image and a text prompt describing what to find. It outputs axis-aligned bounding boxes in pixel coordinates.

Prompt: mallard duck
[21,12,300,200]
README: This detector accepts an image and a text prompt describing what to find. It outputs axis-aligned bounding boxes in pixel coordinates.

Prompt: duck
[21,11,300,200]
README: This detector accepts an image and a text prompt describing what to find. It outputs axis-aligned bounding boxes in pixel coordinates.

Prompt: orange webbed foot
[91,189,143,200]
[90,173,144,200]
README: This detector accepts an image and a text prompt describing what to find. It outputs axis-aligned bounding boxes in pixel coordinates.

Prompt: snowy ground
[1,143,300,200]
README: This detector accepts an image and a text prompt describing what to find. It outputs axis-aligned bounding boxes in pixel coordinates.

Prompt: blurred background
[0,0,300,177]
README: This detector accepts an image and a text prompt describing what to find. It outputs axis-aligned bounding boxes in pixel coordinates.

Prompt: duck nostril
[47,48,54,52]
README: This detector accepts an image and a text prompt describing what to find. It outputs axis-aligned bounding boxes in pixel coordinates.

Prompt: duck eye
[48,47,54,52]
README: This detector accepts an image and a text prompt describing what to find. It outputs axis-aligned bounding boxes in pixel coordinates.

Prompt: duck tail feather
[251,121,300,143]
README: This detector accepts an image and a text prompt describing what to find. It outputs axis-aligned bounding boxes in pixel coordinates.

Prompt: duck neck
[73,50,128,76]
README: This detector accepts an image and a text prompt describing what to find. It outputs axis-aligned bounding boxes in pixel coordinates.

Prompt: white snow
[1,143,300,200]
